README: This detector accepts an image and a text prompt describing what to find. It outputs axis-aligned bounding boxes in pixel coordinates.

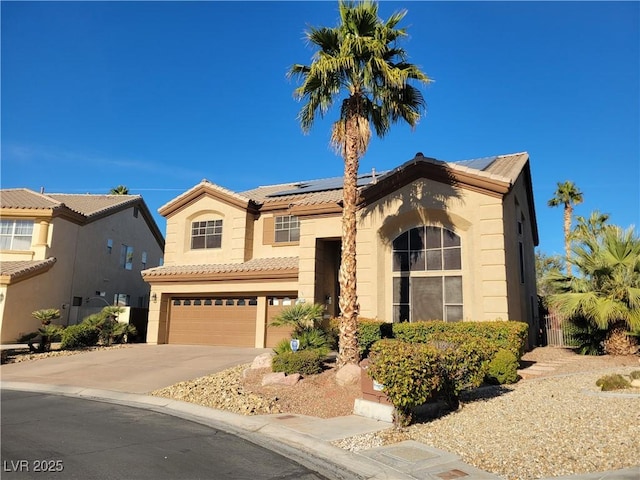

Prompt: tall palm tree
[548,181,583,276]
[289,0,430,367]
[109,185,129,195]
[547,226,640,355]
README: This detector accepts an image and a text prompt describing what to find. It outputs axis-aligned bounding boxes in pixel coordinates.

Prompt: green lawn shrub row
[367,339,491,425]
[391,320,529,360]
[272,349,325,376]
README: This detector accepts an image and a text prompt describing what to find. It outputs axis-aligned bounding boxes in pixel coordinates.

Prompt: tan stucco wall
[1,206,164,342]
[163,195,251,265]
[356,178,510,323]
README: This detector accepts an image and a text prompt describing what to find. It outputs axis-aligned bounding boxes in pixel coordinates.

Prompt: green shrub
[273,338,293,355]
[357,318,392,357]
[368,338,490,425]
[595,374,631,391]
[392,320,528,360]
[487,349,519,384]
[61,323,100,350]
[368,340,442,425]
[272,349,324,375]
[630,371,640,380]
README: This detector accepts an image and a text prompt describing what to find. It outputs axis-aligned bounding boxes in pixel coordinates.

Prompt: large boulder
[335,363,361,386]
[262,372,301,386]
[251,352,274,370]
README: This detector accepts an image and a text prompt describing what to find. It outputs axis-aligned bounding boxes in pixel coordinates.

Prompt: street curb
[1,381,412,480]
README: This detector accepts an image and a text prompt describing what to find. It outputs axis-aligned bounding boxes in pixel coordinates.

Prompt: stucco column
[35,220,50,246]
[254,296,267,348]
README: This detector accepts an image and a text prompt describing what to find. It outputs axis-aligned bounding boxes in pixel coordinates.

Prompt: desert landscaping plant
[486,349,519,385]
[26,308,63,352]
[595,374,631,391]
[547,226,640,355]
[272,350,324,376]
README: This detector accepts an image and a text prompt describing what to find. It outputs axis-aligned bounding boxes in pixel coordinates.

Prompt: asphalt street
[1,389,328,480]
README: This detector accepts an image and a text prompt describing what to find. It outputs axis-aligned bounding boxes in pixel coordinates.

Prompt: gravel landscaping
[151,347,640,480]
[5,344,639,479]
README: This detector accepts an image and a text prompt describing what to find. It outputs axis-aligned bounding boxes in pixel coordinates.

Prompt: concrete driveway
[0,345,268,394]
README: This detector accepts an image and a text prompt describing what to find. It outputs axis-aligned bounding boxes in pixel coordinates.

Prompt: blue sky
[2,1,638,257]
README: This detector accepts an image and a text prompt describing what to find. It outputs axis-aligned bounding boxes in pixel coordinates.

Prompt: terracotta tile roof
[1,188,140,217]
[142,256,299,278]
[46,194,140,217]
[158,179,252,214]
[0,189,63,210]
[0,258,57,282]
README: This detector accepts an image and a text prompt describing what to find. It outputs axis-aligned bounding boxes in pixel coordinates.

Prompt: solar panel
[267,170,388,197]
[452,156,497,171]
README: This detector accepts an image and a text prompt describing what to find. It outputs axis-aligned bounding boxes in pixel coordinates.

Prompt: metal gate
[543,312,577,347]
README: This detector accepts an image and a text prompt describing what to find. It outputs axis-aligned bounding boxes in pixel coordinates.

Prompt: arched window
[392,226,463,323]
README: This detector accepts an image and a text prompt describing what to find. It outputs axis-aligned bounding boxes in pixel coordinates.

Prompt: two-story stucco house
[142,152,539,349]
[0,189,165,343]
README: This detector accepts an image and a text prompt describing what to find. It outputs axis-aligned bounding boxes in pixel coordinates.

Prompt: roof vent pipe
[40,187,45,194]
[372,168,377,184]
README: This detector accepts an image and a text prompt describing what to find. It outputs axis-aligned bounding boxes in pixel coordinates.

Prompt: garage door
[168,297,257,346]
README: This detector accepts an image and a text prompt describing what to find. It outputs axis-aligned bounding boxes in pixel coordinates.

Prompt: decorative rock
[335,363,361,386]
[262,372,286,386]
[261,372,300,386]
[251,352,274,369]
[631,379,640,388]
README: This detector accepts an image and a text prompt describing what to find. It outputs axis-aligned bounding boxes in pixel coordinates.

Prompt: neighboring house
[143,152,539,349]
[0,189,165,343]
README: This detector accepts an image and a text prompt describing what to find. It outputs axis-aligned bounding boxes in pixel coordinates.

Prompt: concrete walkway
[2,345,638,479]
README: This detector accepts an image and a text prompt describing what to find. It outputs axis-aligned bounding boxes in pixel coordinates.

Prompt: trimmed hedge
[368,339,491,425]
[272,349,324,376]
[357,318,393,356]
[392,320,528,360]
[60,323,100,350]
[487,348,519,384]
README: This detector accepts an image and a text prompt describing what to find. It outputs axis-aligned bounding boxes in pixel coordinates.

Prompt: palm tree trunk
[337,116,361,368]
[564,204,572,276]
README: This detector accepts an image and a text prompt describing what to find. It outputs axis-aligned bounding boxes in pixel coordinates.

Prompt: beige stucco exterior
[1,193,164,343]
[144,152,539,348]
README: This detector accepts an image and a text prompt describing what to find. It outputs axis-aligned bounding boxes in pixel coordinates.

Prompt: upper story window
[275,215,300,243]
[392,225,461,272]
[191,219,222,249]
[0,219,34,250]
[121,245,134,270]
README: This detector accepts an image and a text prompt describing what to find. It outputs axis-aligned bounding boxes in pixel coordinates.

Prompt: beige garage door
[168,297,257,346]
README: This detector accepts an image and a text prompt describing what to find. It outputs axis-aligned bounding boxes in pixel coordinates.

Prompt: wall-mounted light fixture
[151,293,157,303]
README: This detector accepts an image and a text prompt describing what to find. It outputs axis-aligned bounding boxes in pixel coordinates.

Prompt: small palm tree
[548,181,583,275]
[289,0,430,367]
[270,303,325,336]
[109,185,129,195]
[547,226,640,355]
[30,308,62,352]
[31,308,60,326]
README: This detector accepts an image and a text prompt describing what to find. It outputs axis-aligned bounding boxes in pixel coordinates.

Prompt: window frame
[274,215,300,243]
[191,219,223,250]
[0,219,34,251]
